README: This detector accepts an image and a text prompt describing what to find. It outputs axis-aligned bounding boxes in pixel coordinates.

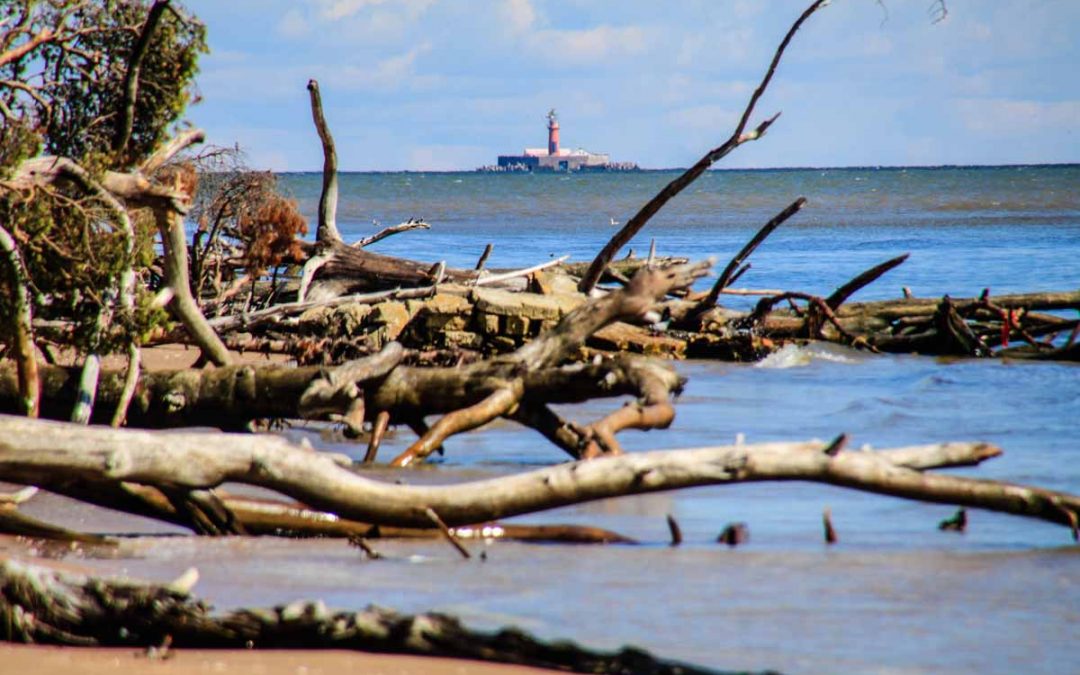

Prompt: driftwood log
[0,558,716,674]
[694,287,1080,360]
[3,414,1079,540]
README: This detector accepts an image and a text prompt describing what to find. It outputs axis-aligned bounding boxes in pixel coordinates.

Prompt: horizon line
[272,161,1080,175]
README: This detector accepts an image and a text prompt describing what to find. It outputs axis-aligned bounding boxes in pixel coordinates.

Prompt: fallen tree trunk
[0,558,714,674]
[3,414,1078,538]
[305,240,478,298]
[0,477,633,544]
[0,347,676,433]
[690,286,1080,360]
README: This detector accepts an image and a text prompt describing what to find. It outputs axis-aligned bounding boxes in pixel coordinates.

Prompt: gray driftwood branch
[2,413,1078,539]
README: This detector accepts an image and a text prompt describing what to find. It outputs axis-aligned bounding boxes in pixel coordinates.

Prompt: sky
[183,0,1080,172]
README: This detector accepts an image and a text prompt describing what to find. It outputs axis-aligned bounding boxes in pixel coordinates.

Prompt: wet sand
[60,343,293,371]
[0,644,553,674]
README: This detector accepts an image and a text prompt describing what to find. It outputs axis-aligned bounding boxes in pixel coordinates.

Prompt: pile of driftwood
[1,0,1078,670]
[1,0,1077,537]
[142,65,1079,370]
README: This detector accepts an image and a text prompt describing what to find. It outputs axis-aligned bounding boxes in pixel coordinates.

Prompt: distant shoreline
[274,162,1080,176]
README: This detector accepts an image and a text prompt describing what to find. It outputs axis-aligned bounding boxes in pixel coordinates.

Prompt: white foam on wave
[755,343,863,369]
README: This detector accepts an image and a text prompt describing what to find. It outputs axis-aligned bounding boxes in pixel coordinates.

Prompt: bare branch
[114,0,172,160]
[5,418,1075,539]
[698,197,807,309]
[577,0,829,294]
[0,224,39,417]
[352,219,430,248]
[307,79,342,244]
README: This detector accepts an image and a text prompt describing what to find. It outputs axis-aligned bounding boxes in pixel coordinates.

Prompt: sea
[64,167,1080,672]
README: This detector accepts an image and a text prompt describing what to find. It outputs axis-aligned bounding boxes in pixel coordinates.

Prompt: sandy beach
[0,644,554,674]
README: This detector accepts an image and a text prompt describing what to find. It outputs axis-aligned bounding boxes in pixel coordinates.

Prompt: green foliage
[41,2,207,168]
[0,180,167,355]
[2,1,207,169]
[0,1,206,357]
[0,122,40,179]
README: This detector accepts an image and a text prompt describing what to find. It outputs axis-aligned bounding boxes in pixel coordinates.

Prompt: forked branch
[577,0,829,294]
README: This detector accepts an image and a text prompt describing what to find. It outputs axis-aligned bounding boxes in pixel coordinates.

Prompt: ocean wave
[754,343,864,369]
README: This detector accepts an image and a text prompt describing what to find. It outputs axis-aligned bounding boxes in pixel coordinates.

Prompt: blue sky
[184,1,1080,171]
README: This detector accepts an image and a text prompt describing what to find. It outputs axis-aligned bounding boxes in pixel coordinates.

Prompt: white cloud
[953,98,1080,135]
[276,8,310,39]
[324,43,434,91]
[315,0,389,21]
[498,0,536,35]
[673,27,754,69]
[275,0,436,44]
[531,25,648,66]
[667,104,739,132]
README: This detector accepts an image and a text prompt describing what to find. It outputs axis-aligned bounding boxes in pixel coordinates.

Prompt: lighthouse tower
[546,109,560,156]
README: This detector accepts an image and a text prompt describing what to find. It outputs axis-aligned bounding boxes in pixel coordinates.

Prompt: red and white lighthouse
[546,109,560,156]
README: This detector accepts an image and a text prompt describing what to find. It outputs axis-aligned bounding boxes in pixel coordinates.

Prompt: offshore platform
[487,110,637,173]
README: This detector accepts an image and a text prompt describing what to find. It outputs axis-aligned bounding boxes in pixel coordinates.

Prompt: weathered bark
[0,348,678,437]
[2,264,711,467]
[4,155,194,214]
[385,262,711,465]
[475,242,494,270]
[0,558,715,674]
[0,356,346,429]
[558,256,688,285]
[577,0,828,294]
[110,343,141,427]
[834,290,1080,323]
[0,507,111,544]
[308,240,477,296]
[113,0,171,160]
[0,224,39,417]
[0,473,632,543]
[2,130,232,367]
[690,285,1080,360]
[353,218,430,248]
[4,414,1078,539]
[208,284,437,333]
[155,208,233,366]
[824,253,909,310]
[307,79,342,244]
